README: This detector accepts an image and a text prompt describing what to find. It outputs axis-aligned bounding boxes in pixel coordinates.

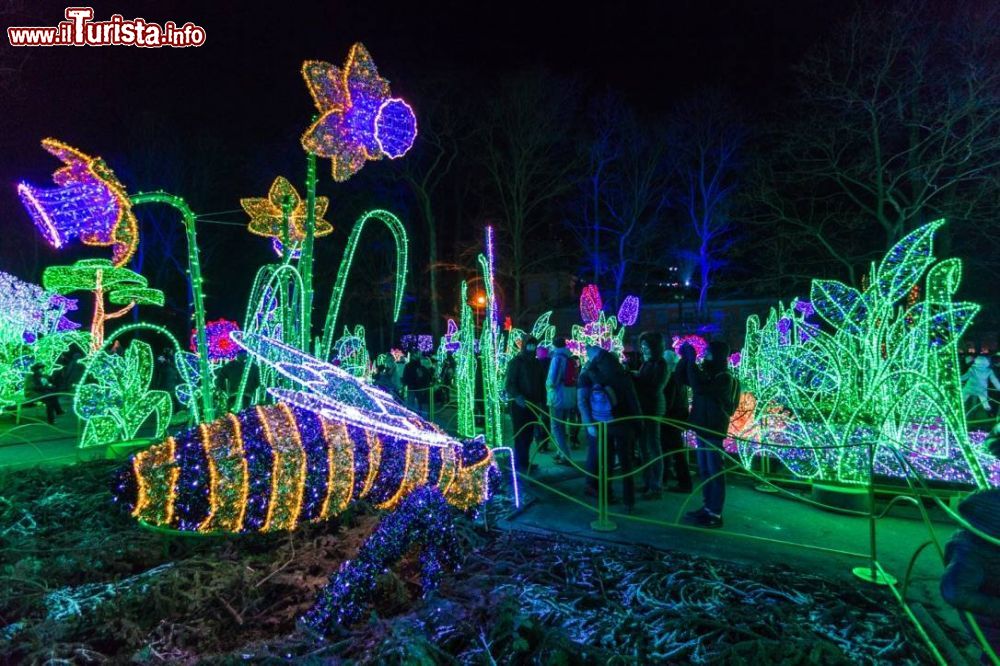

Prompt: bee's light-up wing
[232,332,455,447]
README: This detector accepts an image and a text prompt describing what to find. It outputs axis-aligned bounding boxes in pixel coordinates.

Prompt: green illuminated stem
[235,263,306,411]
[301,150,318,352]
[280,195,293,263]
[456,281,477,438]
[130,191,214,422]
[478,226,502,447]
[320,209,408,360]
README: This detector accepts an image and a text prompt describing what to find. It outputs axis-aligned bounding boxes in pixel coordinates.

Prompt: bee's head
[444,435,497,510]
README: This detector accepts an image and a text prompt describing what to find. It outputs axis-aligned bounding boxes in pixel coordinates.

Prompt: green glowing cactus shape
[76,339,172,448]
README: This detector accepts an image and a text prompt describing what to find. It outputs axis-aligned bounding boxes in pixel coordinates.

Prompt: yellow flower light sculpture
[241,176,332,256]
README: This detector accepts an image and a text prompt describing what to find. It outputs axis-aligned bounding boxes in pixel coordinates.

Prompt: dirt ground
[0,460,937,664]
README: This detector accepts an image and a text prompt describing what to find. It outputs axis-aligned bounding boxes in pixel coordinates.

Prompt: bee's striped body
[120,403,494,533]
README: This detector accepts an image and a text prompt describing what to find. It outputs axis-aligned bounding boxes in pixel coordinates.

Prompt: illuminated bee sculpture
[113,332,499,630]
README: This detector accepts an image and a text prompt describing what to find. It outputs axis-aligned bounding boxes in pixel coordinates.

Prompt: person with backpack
[632,332,669,499]
[578,342,642,512]
[661,349,693,492]
[677,340,740,528]
[505,335,548,473]
[546,335,579,465]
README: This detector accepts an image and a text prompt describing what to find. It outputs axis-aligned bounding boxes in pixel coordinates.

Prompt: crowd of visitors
[344,328,740,529]
[497,329,740,525]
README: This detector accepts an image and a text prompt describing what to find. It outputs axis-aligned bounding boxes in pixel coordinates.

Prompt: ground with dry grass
[0,460,934,664]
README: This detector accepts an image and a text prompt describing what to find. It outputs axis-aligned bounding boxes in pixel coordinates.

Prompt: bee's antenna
[488,446,520,508]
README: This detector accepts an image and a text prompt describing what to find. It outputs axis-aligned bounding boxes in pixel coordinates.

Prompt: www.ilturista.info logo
[7,7,206,47]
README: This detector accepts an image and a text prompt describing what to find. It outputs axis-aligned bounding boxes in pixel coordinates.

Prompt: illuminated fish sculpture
[301,43,418,182]
[18,139,139,267]
[112,332,497,629]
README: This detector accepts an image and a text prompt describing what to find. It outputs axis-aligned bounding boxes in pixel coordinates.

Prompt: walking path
[501,447,978,663]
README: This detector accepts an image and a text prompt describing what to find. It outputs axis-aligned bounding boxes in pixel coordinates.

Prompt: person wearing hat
[676,339,740,528]
[941,436,1000,662]
[505,335,548,474]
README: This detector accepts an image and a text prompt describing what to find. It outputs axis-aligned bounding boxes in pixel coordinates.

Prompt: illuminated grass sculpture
[332,325,371,379]
[478,227,503,447]
[319,208,408,361]
[75,339,172,449]
[456,282,477,438]
[737,221,995,488]
[0,271,84,410]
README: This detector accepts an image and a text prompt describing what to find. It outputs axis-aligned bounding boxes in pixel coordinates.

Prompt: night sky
[1,0,848,328]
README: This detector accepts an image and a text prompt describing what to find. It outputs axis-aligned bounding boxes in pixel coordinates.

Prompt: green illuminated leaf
[43,259,148,293]
[108,286,165,307]
[125,340,155,388]
[81,415,122,449]
[925,257,962,300]
[810,280,865,333]
[875,219,943,304]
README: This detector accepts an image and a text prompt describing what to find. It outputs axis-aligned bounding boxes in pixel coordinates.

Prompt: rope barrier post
[754,450,779,493]
[591,420,617,532]
[853,438,896,585]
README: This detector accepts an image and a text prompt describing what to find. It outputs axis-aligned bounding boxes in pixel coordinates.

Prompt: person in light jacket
[545,336,578,465]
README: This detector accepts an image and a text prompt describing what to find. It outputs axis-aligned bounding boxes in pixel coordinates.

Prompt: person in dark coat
[402,353,432,415]
[25,363,63,424]
[505,335,547,473]
[578,343,642,511]
[941,436,1000,663]
[677,340,740,528]
[632,332,669,499]
[661,349,693,492]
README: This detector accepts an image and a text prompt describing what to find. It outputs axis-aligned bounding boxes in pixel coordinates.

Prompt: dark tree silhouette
[476,71,579,319]
[751,2,1000,284]
[392,80,469,337]
[567,92,670,309]
[670,92,744,314]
